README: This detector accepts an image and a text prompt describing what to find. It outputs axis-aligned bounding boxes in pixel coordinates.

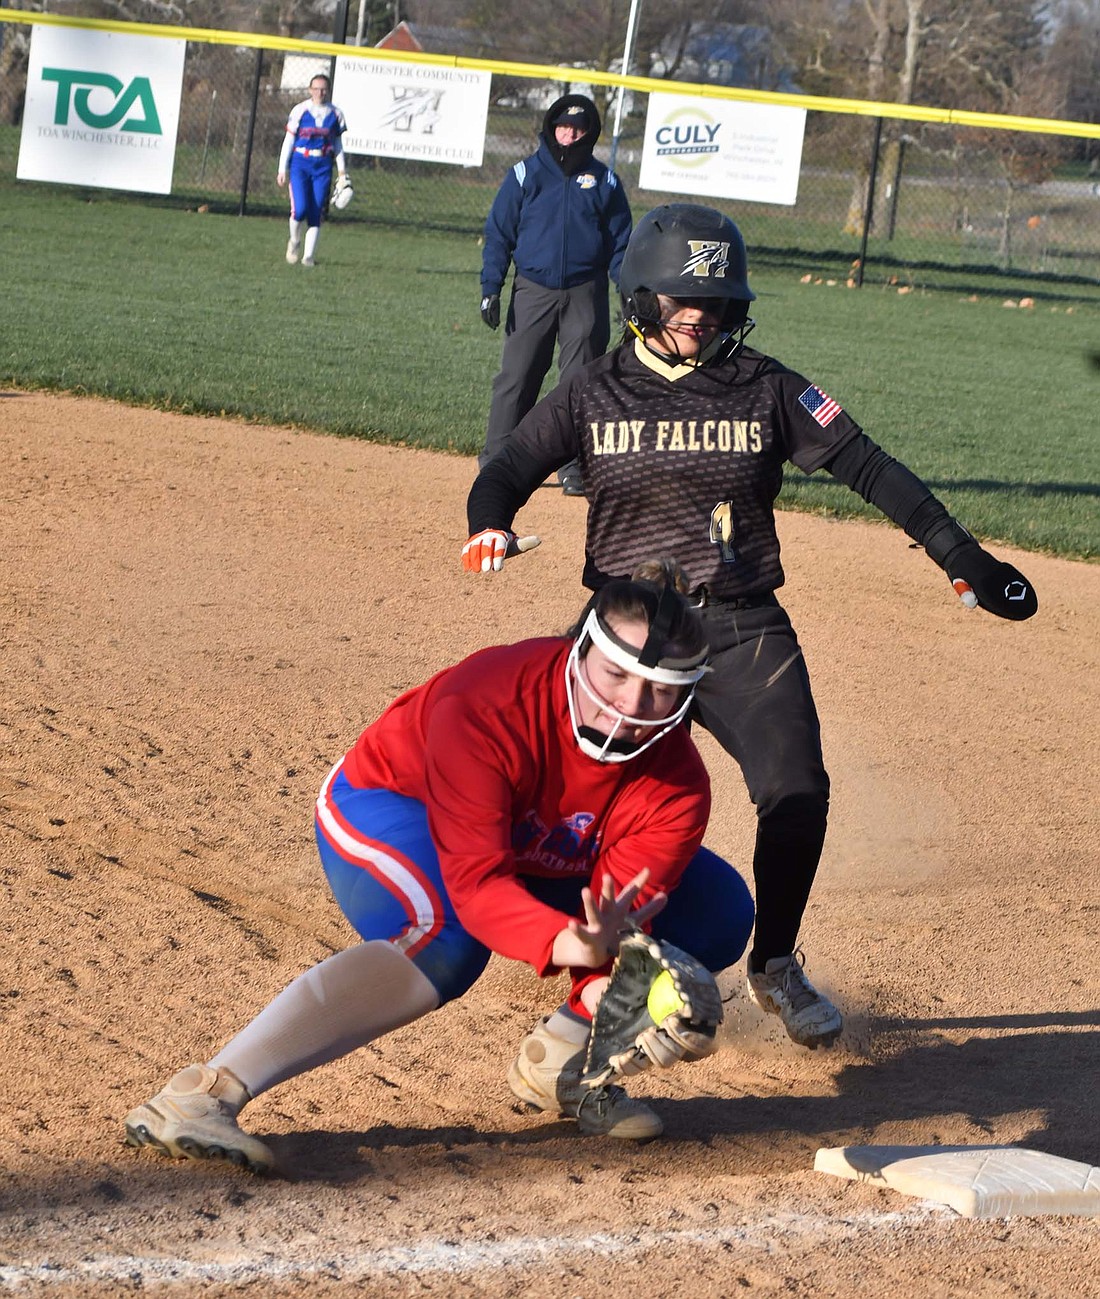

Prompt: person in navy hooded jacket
[478,93,632,496]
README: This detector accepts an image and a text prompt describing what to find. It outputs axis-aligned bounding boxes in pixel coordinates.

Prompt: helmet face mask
[620,204,757,365]
[565,598,710,764]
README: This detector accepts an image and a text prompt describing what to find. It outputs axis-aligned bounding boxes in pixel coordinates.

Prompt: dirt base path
[2,390,1099,1296]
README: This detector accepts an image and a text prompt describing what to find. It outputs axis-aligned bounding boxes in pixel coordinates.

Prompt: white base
[814,1144,1100,1218]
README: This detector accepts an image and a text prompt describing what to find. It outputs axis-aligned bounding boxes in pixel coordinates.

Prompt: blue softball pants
[289,157,333,228]
[315,764,755,1006]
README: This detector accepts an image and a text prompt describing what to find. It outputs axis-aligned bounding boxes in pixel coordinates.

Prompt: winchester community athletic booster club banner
[334,57,491,166]
[18,26,185,194]
[640,92,807,206]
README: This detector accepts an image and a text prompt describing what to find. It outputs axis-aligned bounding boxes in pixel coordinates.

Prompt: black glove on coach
[480,294,500,330]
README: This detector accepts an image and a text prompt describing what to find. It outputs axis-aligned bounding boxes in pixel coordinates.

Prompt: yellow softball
[647,969,684,1024]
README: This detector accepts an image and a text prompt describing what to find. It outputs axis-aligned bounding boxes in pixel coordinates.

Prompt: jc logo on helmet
[41,68,163,133]
[683,240,730,279]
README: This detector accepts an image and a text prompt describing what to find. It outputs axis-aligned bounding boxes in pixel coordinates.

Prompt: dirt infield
[2,390,1098,1297]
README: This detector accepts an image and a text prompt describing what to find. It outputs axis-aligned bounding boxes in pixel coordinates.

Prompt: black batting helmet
[620,204,756,362]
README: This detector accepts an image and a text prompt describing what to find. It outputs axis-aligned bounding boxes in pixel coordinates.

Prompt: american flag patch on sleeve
[798,384,842,427]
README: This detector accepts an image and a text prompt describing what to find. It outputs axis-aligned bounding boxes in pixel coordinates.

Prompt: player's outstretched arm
[824,434,1038,620]
[550,869,667,970]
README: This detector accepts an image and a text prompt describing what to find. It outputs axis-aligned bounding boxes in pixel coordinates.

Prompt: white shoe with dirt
[124,1063,275,1173]
[747,949,843,1049]
[508,1017,663,1139]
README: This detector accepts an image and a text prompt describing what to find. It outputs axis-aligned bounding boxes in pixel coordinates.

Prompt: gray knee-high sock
[210,940,439,1099]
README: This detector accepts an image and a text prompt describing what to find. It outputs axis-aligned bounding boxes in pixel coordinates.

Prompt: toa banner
[18,26,185,195]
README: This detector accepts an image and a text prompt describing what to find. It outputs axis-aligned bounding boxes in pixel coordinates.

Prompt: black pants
[691,596,830,968]
[479,274,610,475]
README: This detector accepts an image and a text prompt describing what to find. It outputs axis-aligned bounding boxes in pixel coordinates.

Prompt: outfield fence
[2,11,1099,297]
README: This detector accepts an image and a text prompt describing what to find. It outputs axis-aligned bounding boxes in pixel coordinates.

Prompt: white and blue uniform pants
[289,156,333,229]
[315,763,755,1005]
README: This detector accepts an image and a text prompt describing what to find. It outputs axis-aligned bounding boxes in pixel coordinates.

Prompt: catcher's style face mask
[636,295,754,369]
[566,597,709,764]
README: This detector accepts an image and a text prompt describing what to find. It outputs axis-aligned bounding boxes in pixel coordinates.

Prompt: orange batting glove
[462,529,541,573]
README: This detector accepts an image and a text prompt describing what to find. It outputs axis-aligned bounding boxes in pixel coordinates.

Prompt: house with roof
[650,22,801,93]
[375,21,499,58]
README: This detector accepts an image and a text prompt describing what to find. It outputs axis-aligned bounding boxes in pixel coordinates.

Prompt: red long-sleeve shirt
[342,638,710,975]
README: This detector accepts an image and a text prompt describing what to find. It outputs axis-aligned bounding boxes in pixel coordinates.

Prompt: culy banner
[18,26,185,194]
[640,92,807,206]
[334,58,492,167]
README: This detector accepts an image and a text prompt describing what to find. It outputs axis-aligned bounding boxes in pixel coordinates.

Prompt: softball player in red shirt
[124,565,754,1173]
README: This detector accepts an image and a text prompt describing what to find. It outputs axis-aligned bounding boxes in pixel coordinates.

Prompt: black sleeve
[466,442,552,533]
[823,433,973,569]
[466,381,584,534]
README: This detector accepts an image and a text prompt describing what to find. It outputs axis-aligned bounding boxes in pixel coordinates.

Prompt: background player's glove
[582,932,723,1088]
[944,541,1037,621]
[462,528,541,573]
[480,294,501,330]
[332,174,354,210]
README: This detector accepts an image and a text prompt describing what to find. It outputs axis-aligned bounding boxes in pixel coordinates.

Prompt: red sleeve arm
[565,761,710,1019]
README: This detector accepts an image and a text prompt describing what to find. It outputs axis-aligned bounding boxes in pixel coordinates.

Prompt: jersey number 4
[709,500,737,563]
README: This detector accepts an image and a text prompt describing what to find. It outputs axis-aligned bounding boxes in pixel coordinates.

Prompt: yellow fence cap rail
[2,8,1098,141]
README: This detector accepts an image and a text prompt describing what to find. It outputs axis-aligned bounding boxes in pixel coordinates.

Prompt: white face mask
[565,608,709,763]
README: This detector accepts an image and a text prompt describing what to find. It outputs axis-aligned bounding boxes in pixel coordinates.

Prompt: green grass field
[1,181,1096,560]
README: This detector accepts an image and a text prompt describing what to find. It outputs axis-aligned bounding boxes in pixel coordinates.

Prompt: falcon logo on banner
[334,57,492,167]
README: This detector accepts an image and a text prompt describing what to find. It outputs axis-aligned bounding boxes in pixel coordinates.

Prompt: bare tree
[1042,0,1100,170]
[0,21,31,127]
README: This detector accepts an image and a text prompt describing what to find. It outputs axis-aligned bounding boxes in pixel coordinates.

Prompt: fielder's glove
[582,932,723,1089]
[480,293,501,330]
[461,528,541,573]
[332,174,354,210]
[944,540,1037,621]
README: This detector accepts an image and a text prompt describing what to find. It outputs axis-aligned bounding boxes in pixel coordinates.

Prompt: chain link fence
[2,19,1099,297]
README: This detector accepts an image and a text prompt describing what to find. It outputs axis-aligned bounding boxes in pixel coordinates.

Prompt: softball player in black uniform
[464,203,1037,1053]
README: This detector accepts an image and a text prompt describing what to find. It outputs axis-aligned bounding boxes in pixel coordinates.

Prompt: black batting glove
[480,293,500,330]
[944,540,1038,621]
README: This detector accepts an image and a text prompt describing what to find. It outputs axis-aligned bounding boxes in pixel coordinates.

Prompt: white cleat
[124,1063,275,1174]
[747,949,843,1049]
[508,1017,662,1139]
[285,239,300,265]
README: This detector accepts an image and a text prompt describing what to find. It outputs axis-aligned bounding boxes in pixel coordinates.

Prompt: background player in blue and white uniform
[277,73,348,269]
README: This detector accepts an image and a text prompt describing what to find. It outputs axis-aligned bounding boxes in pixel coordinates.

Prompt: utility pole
[608,0,642,173]
[331,0,350,79]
